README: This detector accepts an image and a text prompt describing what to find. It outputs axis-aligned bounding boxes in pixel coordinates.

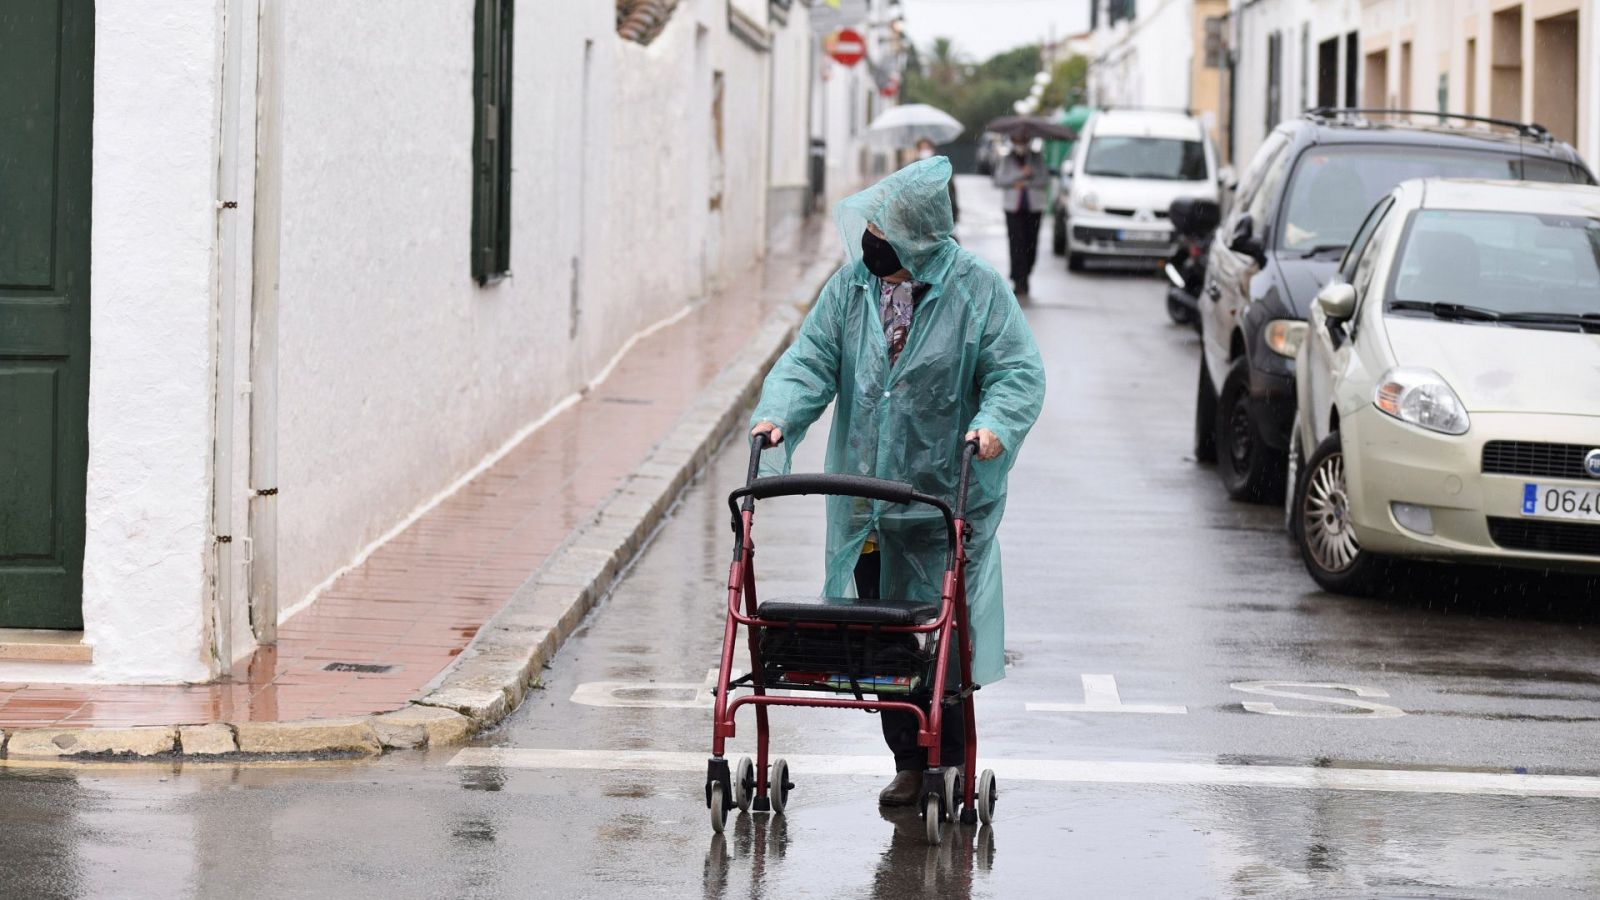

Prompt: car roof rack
[1304,107,1551,142]
[1098,105,1195,116]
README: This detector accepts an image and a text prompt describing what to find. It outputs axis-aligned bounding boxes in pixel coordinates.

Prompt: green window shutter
[472,0,512,285]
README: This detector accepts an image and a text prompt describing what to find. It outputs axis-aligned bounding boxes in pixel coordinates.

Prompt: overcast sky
[898,0,1091,62]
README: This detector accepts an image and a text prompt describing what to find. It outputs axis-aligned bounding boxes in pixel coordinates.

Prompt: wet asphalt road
[6,177,1600,899]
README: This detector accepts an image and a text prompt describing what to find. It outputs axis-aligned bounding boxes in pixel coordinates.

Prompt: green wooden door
[0,0,93,628]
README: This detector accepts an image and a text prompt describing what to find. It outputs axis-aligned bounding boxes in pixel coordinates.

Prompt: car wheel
[1194,354,1218,464]
[1052,213,1067,256]
[1215,357,1285,503]
[1067,252,1086,272]
[1295,431,1388,596]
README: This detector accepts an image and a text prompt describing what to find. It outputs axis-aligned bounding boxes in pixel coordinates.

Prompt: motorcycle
[1164,197,1220,329]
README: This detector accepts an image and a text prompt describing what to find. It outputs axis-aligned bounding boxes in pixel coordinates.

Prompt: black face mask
[860,229,904,278]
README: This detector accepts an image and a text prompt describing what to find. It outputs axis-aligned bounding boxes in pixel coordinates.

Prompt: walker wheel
[922,793,944,845]
[977,769,998,825]
[941,767,962,823]
[770,758,793,814]
[709,782,727,834]
[733,757,754,813]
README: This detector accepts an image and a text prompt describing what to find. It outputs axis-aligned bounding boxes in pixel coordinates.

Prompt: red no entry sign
[827,28,866,67]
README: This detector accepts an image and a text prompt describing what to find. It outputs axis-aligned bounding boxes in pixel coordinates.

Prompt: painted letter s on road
[1230,681,1406,718]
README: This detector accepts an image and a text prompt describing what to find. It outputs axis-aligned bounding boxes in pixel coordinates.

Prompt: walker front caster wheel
[709,782,728,834]
[976,769,998,825]
[769,758,793,814]
[922,793,944,845]
[733,757,754,813]
[941,766,962,823]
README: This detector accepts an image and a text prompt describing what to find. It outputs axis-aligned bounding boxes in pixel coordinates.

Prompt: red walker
[705,435,995,845]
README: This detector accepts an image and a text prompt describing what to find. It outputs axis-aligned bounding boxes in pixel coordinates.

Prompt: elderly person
[749,156,1045,806]
[992,139,1051,297]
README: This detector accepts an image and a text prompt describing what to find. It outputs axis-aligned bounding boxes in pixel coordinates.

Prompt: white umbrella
[866,103,964,147]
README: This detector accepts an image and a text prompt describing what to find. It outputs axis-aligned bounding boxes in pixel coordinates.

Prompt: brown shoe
[878,770,922,807]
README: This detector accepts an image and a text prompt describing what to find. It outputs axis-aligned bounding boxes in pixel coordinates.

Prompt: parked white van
[1064,110,1219,270]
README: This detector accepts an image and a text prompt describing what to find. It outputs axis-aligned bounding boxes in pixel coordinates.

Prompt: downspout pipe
[211,0,248,676]
[250,0,282,645]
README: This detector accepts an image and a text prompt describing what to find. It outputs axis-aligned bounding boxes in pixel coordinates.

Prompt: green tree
[901,40,1050,168]
[1040,55,1089,112]
[978,43,1042,83]
[927,37,961,89]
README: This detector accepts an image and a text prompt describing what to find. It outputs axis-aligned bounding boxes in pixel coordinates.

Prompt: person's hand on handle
[965,428,1003,461]
[751,421,784,446]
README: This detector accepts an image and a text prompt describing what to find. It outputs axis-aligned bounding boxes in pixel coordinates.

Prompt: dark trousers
[855,551,967,772]
[1005,210,1043,285]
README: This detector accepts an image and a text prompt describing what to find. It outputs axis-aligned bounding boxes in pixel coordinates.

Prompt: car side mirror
[1061,160,1074,176]
[1228,214,1265,265]
[1315,281,1357,321]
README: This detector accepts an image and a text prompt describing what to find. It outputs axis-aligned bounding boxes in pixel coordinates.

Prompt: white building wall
[816,60,883,207]
[1089,0,1197,112]
[1226,0,1595,174]
[768,5,816,249]
[39,0,815,683]
[1361,0,1598,169]
[716,36,773,275]
[271,1,785,621]
[810,0,894,209]
[1228,0,1359,168]
[41,0,223,684]
[1589,1,1600,167]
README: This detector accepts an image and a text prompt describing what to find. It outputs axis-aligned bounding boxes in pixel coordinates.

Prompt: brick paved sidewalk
[0,245,826,732]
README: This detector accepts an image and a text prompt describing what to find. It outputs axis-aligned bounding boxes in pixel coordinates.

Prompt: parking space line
[448,748,1600,799]
[1025,674,1189,715]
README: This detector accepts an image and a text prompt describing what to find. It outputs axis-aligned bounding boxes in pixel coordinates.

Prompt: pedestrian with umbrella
[986,117,1075,297]
[869,103,963,224]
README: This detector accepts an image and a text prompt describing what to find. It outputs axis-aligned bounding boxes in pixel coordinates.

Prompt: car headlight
[1076,191,1100,212]
[1373,367,1470,435]
[1264,320,1309,358]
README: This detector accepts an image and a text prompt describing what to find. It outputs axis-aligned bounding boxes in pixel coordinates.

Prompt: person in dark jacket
[991,140,1050,296]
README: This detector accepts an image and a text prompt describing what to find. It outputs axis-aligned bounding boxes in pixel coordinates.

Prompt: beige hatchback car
[1290,178,1600,594]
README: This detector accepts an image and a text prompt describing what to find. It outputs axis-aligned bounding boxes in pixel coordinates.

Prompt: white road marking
[571,668,825,708]
[1026,674,1189,715]
[568,673,1410,719]
[1230,681,1406,719]
[570,668,724,709]
[447,747,1600,799]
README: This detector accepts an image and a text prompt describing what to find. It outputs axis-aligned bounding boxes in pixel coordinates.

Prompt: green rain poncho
[751,156,1045,686]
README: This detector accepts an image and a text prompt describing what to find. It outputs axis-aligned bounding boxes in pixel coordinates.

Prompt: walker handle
[746,431,779,493]
[955,438,980,520]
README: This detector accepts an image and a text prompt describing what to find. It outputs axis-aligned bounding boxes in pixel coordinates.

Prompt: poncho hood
[835,156,958,284]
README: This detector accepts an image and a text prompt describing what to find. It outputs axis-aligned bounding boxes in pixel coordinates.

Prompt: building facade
[809,0,905,208]
[1085,0,1232,150]
[1222,0,1596,170]
[0,0,859,684]
[1359,0,1597,164]
[1225,0,1361,167]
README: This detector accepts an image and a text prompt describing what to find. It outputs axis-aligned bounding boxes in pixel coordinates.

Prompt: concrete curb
[0,253,838,764]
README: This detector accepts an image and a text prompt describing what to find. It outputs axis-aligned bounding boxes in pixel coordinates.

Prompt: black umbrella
[983,115,1077,142]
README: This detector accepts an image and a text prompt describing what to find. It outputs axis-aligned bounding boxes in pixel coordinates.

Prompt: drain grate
[323,662,396,674]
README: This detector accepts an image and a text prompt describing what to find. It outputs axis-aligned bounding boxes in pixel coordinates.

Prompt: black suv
[1190,109,1595,501]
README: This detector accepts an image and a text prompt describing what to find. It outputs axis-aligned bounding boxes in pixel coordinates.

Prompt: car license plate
[1522,484,1600,522]
[1118,229,1165,242]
